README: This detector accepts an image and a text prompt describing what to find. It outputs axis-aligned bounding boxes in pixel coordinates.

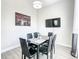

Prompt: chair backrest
[47,35,54,52]
[48,32,53,37]
[19,38,30,57]
[34,32,39,38]
[51,34,56,50]
[27,33,33,39]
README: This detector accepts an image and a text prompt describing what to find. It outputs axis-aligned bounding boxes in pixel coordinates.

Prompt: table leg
[37,45,40,59]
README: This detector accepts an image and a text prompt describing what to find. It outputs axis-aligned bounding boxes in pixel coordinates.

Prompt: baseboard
[1,44,20,53]
[1,43,71,53]
[56,43,72,48]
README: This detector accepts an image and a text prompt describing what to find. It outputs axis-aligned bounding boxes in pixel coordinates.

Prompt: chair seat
[39,46,48,55]
[29,48,37,56]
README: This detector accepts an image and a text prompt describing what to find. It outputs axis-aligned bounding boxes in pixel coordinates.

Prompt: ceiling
[31,0,64,8]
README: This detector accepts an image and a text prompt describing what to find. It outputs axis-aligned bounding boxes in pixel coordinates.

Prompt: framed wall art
[45,17,61,27]
[15,12,31,26]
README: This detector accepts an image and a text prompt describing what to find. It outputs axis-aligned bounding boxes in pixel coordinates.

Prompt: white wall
[1,0,37,52]
[1,0,75,53]
[73,0,79,34]
[38,0,74,47]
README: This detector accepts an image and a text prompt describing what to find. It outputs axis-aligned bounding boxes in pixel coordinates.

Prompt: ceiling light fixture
[33,1,42,9]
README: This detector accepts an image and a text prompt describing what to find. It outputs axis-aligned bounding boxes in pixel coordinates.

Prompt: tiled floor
[1,45,77,59]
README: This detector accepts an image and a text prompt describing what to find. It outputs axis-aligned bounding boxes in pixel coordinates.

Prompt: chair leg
[22,54,23,59]
[42,53,43,56]
[47,54,48,59]
[24,55,26,59]
[50,50,53,59]
[54,45,55,54]
[29,57,31,59]
[33,55,35,59]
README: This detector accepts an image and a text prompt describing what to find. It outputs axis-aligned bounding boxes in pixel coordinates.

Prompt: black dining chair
[44,34,56,54]
[48,35,57,59]
[42,32,53,47]
[27,33,37,48]
[27,33,33,39]
[19,38,37,59]
[39,35,54,59]
[33,32,39,38]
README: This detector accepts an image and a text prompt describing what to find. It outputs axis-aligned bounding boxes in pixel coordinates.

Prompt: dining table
[27,36,49,59]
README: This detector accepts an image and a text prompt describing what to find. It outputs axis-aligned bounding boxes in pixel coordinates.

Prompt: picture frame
[15,12,31,26]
